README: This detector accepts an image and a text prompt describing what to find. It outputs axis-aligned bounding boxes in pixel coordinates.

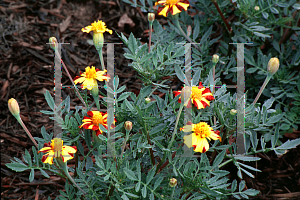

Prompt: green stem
[97,48,105,71]
[168,103,184,150]
[57,157,86,194]
[92,95,101,111]
[171,187,175,199]
[149,21,153,53]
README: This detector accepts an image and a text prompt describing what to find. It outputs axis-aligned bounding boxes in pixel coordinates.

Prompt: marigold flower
[212,54,219,64]
[79,111,116,136]
[155,0,190,17]
[74,66,109,90]
[38,138,77,165]
[82,20,112,49]
[173,82,214,109]
[8,98,20,118]
[182,122,221,153]
[148,13,155,22]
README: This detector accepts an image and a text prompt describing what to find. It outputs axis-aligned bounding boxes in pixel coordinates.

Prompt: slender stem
[92,95,101,111]
[171,187,175,199]
[98,48,105,71]
[74,141,78,177]
[211,1,232,33]
[149,21,153,53]
[18,119,38,148]
[121,130,130,158]
[168,103,184,150]
[54,51,87,108]
[252,74,272,106]
[217,158,233,169]
[57,158,86,195]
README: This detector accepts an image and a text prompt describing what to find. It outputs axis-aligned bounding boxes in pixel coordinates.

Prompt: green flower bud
[145,97,151,104]
[8,98,20,118]
[254,6,260,11]
[148,13,155,22]
[212,54,219,64]
[124,121,132,131]
[230,109,237,115]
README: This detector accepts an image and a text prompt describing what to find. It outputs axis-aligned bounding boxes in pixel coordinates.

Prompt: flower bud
[267,57,280,75]
[8,98,20,118]
[230,109,237,115]
[254,6,260,11]
[145,97,151,104]
[212,54,219,64]
[169,178,177,187]
[148,13,155,22]
[49,37,58,50]
[124,121,132,131]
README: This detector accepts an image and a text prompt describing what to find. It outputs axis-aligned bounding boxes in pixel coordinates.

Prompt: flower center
[85,67,97,79]
[191,87,202,99]
[194,122,211,138]
[166,0,178,6]
[92,21,106,33]
[92,112,104,125]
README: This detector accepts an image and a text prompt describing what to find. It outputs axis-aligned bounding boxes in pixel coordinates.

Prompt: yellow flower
[38,138,77,165]
[174,82,214,109]
[124,121,133,131]
[169,178,177,187]
[73,66,109,90]
[82,20,112,49]
[155,0,190,17]
[182,122,221,153]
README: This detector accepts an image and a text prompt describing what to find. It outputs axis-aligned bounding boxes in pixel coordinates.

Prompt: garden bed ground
[1,0,300,199]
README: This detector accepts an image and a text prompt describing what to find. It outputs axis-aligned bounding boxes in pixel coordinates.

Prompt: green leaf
[233,156,261,161]
[146,166,156,185]
[239,180,246,192]
[246,68,258,73]
[124,168,138,181]
[24,149,32,167]
[243,189,260,196]
[118,92,131,101]
[153,177,163,190]
[270,7,279,14]
[44,90,55,110]
[262,97,274,109]
[231,180,237,192]
[29,169,35,182]
[6,163,29,172]
[121,194,129,200]
[212,150,225,169]
[128,33,138,54]
[174,65,188,85]
[253,32,271,38]
[293,3,300,10]
[276,138,300,150]
[266,114,283,125]
[262,12,268,19]
[135,182,141,192]
[150,192,154,200]
[200,26,212,46]
[124,99,135,112]
[40,169,50,178]
[142,185,147,198]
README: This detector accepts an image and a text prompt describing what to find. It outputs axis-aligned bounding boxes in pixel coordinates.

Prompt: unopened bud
[148,13,155,22]
[8,98,20,118]
[145,97,151,104]
[169,178,177,187]
[254,6,260,11]
[212,54,219,64]
[124,121,132,131]
[230,109,237,115]
[49,37,58,50]
[267,57,279,75]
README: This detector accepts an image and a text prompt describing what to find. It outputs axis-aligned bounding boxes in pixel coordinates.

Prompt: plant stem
[171,187,175,199]
[211,0,232,33]
[149,21,153,53]
[168,103,184,150]
[54,51,87,108]
[252,73,272,106]
[18,118,38,148]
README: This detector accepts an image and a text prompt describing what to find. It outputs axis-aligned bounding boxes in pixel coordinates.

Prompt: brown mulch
[1,0,300,199]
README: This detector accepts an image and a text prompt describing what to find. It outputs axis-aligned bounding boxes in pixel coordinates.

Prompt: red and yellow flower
[38,138,77,165]
[74,66,109,90]
[173,82,214,109]
[155,0,190,17]
[79,111,116,136]
[181,122,221,153]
